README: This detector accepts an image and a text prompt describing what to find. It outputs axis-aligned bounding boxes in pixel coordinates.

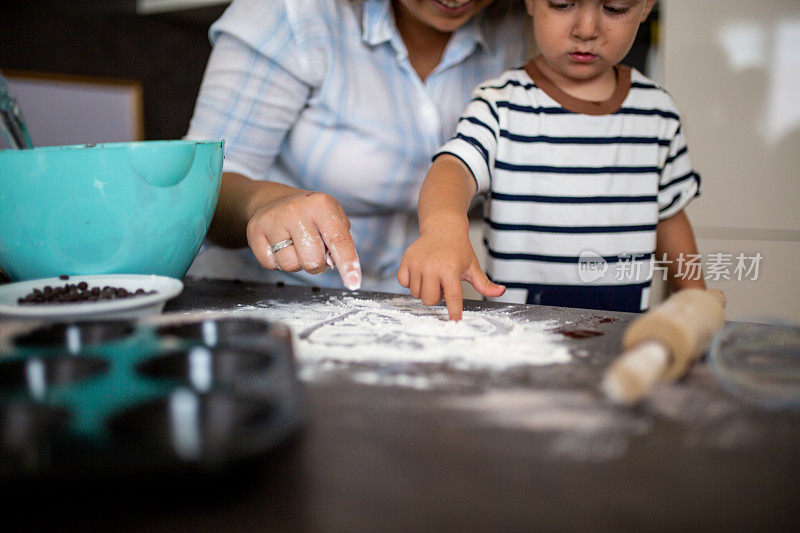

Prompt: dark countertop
[5,277,800,531]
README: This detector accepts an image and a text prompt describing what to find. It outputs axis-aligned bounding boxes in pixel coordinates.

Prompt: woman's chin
[423,0,483,31]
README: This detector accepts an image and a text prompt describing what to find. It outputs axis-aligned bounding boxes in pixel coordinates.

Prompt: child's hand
[398,230,505,321]
[401,154,503,320]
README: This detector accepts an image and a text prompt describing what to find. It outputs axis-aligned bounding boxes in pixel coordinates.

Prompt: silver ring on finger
[270,238,294,254]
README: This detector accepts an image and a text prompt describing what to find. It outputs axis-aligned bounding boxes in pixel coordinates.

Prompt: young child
[398,0,706,320]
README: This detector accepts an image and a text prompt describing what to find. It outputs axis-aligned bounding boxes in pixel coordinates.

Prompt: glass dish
[708,322,800,409]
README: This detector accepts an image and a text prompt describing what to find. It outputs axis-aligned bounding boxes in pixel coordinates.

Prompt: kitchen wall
[661,0,800,322]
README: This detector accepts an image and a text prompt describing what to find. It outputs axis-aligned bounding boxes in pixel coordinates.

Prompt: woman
[186,0,529,292]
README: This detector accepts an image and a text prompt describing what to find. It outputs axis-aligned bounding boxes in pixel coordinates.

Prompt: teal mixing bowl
[0,140,223,281]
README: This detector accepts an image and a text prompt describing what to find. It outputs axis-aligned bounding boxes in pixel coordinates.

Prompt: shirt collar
[449,14,490,56]
[361,0,490,53]
[362,0,395,47]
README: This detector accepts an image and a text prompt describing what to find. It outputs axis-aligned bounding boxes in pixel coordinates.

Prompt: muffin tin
[0,315,304,480]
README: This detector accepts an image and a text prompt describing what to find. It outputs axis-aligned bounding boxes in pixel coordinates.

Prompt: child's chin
[563,62,609,79]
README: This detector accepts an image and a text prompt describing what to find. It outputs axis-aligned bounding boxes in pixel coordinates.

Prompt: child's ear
[640,0,657,22]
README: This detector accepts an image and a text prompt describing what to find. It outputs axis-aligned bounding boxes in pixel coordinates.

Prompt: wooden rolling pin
[602,288,727,405]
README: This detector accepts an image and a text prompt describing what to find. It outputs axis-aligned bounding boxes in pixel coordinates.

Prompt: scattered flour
[169,298,761,458]
[450,389,652,461]
[227,295,570,374]
[647,377,762,449]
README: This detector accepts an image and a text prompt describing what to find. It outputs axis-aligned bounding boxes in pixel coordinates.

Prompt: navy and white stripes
[436,62,700,311]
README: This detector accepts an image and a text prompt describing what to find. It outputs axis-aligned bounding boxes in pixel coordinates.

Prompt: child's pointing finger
[443,280,464,321]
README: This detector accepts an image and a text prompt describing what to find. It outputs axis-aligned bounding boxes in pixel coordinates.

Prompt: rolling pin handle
[606,289,728,405]
[602,341,671,405]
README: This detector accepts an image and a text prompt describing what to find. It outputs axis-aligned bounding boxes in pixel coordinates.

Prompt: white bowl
[0,274,183,321]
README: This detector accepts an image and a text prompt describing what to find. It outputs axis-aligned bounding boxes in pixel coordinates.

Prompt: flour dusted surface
[234,296,570,372]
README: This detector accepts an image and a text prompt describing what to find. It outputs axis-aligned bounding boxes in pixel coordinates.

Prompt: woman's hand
[248,190,362,290]
[398,225,505,321]
[209,173,361,290]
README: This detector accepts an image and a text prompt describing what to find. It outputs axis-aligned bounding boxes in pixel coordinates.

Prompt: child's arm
[398,155,506,320]
[655,210,706,290]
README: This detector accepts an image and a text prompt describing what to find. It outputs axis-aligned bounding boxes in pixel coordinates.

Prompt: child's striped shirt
[436,60,700,312]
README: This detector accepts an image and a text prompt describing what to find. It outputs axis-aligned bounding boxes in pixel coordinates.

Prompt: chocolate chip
[17,282,157,306]
[59,274,69,280]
